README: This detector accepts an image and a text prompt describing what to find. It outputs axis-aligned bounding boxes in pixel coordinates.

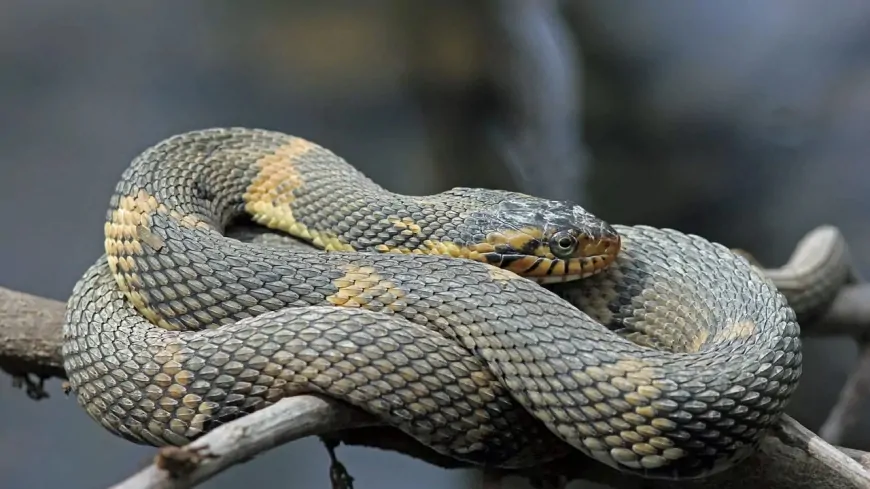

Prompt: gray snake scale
[60,127,846,480]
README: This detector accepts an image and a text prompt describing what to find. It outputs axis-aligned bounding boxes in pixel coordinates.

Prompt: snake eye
[550,231,577,259]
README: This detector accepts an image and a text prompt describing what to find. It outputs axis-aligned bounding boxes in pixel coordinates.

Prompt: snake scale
[60,127,851,480]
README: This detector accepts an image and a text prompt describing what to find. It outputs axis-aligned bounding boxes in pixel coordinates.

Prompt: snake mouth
[531,235,621,284]
[476,234,621,283]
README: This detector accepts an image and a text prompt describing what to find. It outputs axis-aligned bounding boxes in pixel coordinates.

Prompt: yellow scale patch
[149,340,228,439]
[688,329,710,353]
[487,267,522,282]
[326,264,406,311]
[565,357,690,468]
[488,227,547,254]
[104,189,210,330]
[713,319,756,343]
[389,217,423,236]
[688,320,756,352]
[373,239,482,259]
[242,138,355,252]
[370,222,544,264]
[242,147,553,273]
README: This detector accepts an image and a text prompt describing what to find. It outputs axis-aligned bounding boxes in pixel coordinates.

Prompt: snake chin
[530,252,619,284]
[534,273,586,285]
[477,244,618,283]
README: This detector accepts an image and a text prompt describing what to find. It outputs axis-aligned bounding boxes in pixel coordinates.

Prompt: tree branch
[109,396,377,489]
[0,286,64,380]
[4,224,870,488]
[820,343,870,444]
[813,284,870,336]
[105,401,870,489]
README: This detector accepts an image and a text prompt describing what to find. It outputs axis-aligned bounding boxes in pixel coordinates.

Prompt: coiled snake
[61,127,852,480]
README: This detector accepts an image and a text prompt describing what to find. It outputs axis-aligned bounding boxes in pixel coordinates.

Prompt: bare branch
[0,286,65,379]
[745,224,870,449]
[109,396,376,489]
[775,415,870,488]
[104,398,870,489]
[841,447,870,471]
[812,284,870,336]
[820,344,870,444]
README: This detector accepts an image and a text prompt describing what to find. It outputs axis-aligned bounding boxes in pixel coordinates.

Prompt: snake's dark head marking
[465,196,621,284]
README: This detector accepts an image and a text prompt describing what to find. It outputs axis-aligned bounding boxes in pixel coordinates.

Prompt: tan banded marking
[688,320,755,352]
[713,320,756,343]
[105,189,214,330]
[689,329,710,353]
[567,356,689,469]
[374,239,488,259]
[326,264,407,310]
[389,217,424,236]
[242,139,355,252]
[487,267,522,282]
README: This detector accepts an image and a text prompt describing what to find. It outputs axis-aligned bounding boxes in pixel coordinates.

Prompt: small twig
[109,396,376,489]
[8,370,50,400]
[0,285,66,378]
[776,415,870,488]
[320,435,355,489]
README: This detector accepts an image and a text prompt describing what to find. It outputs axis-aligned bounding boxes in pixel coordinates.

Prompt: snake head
[466,196,622,284]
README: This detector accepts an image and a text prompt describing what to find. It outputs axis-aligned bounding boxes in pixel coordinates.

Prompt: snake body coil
[63,128,804,480]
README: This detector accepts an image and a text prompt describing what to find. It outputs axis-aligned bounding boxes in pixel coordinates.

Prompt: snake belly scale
[62,127,802,480]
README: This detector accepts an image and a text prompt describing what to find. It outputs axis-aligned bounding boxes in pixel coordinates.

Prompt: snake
[60,127,852,480]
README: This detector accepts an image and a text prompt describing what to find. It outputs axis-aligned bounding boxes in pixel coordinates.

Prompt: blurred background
[2,1,870,488]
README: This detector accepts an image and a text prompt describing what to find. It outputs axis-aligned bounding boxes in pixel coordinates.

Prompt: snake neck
[106,129,489,262]
[105,127,620,293]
